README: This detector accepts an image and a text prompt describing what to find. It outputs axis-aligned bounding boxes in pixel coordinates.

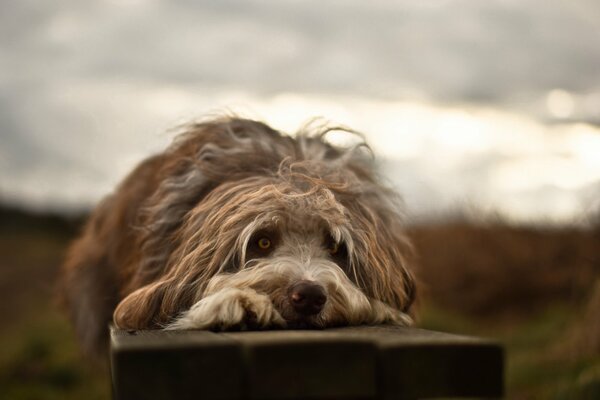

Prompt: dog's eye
[325,235,344,256]
[328,241,340,255]
[257,237,272,250]
[246,231,278,260]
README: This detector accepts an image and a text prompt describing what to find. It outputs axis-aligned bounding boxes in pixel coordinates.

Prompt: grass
[0,206,599,399]
[502,307,600,399]
[0,304,109,400]
[0,212,109,400]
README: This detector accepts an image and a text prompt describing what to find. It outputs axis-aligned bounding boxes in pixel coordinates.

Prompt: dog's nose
[288,281,327,316]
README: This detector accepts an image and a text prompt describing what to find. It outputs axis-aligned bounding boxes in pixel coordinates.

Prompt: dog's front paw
[166,288,285,330]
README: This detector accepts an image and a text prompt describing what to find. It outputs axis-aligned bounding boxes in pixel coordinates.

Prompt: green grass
[0,303,109,400]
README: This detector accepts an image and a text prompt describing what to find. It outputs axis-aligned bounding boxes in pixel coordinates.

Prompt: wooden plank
[111,329,243,400]
[225,330,377,400]
[111,326,503,400]
[329,326,504,399]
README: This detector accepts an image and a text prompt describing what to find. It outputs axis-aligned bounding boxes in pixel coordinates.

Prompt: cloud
[3,0,600,101]
[1,0,599,223]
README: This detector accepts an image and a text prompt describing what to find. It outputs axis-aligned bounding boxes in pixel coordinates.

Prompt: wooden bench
[110,326,503,399]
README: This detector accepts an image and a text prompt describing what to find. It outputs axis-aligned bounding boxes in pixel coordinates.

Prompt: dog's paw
[367,299,413,326]
[166,288,285,331]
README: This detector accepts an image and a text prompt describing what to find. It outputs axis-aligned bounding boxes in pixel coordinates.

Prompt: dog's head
[113,118,416,329]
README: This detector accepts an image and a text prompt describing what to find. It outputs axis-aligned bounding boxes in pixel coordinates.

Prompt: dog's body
[60,117,416,354]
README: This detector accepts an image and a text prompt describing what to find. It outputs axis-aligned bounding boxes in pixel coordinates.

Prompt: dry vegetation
[0,205,599,399]
[410,222,600,318]
[410,221,600,399]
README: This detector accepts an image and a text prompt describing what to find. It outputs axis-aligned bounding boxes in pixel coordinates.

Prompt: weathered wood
[225,330,377,399]
[329,326,503,399]
[111,326,504,400]
[111,330,243,400]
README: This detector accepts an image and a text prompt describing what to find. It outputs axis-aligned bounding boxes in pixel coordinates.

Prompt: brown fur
[59,117,416,355]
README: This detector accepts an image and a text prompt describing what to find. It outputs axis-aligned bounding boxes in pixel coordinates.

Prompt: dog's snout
[288,280,327,316]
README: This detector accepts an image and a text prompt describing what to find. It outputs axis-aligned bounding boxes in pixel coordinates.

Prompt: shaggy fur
[59,117,416,354]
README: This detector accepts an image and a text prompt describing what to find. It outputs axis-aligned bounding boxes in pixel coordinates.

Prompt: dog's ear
[345,190,417,316]
[112,281,180,329]
[372,220,417,314]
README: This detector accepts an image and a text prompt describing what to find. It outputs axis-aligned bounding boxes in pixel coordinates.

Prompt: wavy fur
[59,117,416,355]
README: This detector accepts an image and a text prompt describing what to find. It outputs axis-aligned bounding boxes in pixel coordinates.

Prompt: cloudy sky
[1,0,600,224]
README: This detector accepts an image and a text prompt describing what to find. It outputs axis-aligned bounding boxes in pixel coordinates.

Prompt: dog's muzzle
[287,280,327,316]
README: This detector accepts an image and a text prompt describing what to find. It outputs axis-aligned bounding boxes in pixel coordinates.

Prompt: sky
[1,0,600,224]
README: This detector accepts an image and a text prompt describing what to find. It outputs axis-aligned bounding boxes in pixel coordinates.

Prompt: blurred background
[1,0,599,398]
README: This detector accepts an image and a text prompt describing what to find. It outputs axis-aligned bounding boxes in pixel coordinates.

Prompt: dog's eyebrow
[329,227,343,243]
[327,225,355,252]
[234,219,267,264]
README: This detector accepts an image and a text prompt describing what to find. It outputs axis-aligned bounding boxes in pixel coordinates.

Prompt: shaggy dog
[60,117,416,354]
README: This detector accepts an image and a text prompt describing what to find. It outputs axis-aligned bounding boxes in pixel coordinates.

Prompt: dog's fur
[59,117,416,354]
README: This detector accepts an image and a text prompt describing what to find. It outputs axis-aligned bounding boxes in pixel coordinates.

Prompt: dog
[60,116,417,354]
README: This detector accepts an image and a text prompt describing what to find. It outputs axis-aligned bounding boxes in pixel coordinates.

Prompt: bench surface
[110,325,503,400]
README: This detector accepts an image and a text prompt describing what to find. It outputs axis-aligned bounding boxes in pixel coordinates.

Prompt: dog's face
[196,174,383,329]
[105,119,416,333]
[150,168,414,331]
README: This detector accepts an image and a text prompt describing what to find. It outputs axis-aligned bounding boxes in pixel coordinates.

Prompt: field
[0,206,599,399]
